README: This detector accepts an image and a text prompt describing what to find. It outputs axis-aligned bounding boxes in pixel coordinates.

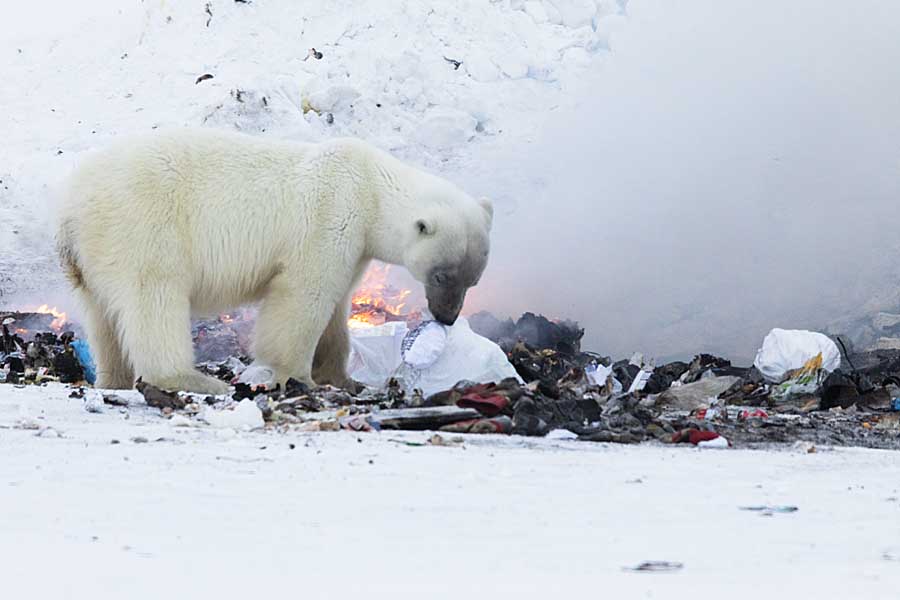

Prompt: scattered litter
[303,47,323,61]
[753,328,840,383]
[658,376,741,412]
[83,390,105,413]
[200,399,264,430]
[102,394,129,407]
[389,438,425,447]
[7,307,900,449]
[236,363,274,387]
[168,414,194,427]
[440,416,513,434]
[36,427,60,439]
[627,367,652,394]
[771,354,829,403]
[624,561,684,573]
[545,428,579,440]
[672,429,724,446]
[427,433,464,446]
[697,435,730,449]
[374,406,481,430]
[792,440,817,453]
[70,339,96,384]
[136,380,187,410]
[456,383,510,416]
[296,420,339,432]
[739,505,799,515]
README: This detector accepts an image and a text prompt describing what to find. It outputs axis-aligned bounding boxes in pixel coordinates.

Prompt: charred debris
[4,308,900,449]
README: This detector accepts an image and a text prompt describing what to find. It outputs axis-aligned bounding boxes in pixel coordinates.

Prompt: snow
[3,6,900,591]
[0,0,620,310]
[2,382,900,598]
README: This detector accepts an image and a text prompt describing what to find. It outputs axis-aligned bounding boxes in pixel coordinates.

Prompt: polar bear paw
[150,371,230,395]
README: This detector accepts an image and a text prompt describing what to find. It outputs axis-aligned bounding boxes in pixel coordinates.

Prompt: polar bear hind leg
[116,278,228,395]
[77,288,134,389]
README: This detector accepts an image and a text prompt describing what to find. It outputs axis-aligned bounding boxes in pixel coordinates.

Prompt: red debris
[671,428,722,445]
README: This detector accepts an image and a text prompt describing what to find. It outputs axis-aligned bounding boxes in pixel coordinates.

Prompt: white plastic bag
[234,317,521,396]
[753,328,841,383]
[237,363,275,386]
[585,363,623,394]
[349,317,521,395]
[347,321,409,388]
[404,317,522,395]
[401,321,448,369]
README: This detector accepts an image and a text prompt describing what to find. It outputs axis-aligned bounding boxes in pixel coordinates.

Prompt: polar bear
[56,129,492,394]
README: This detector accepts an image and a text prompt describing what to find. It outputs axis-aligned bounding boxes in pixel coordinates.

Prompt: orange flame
[30,304,69,332]
[349,264,412,328]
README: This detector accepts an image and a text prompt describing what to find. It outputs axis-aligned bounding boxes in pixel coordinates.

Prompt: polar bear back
[60,129,376,312]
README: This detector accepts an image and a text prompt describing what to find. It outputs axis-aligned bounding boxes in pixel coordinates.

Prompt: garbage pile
[5,306,900,449]
[155,318,900,449]
[1,311,89,384]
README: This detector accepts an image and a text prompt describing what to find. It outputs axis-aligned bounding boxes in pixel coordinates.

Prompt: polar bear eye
[415,219,434,236]
[432,272,447,286]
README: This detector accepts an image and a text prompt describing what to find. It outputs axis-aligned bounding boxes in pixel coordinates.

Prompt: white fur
[57,128,492,393]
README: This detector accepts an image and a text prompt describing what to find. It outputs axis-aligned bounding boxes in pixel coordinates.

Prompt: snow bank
[0,0,625,308]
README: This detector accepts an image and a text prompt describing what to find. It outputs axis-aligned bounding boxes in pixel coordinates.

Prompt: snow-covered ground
[0,0,623,311]
[3,383,900,599]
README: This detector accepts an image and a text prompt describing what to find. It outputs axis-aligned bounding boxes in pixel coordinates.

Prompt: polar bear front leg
[254,270,347,388]
[312,295,351,387]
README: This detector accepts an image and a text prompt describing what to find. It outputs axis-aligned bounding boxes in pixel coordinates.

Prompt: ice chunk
[83,390,105,414]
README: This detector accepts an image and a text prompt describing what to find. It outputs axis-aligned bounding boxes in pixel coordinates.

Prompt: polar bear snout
[426,284,466,326]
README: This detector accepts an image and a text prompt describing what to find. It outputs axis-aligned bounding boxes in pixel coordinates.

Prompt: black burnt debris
[4,306,900,449]
[1,310,85,384]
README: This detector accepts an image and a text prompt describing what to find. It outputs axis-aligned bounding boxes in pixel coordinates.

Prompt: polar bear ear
[477,196,494,227]
[415,218,435,236]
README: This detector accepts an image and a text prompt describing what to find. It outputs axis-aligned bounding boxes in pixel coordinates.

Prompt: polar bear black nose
[435,312,459,326]
[425,284,465,327]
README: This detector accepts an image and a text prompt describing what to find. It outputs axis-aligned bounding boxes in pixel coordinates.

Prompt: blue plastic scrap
[70,339,96,385]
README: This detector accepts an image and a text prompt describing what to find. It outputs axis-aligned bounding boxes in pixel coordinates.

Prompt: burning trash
[6,286,900,451]
[1,306,87,385]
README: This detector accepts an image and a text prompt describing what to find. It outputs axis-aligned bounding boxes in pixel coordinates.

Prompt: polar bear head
[401,185,493,326]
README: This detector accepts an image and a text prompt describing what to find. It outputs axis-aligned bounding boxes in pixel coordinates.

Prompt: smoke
[471,0,900,362]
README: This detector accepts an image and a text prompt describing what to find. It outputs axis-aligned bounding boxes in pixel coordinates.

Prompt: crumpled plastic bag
[70,339,96,385]
[347,321,409,388]
[350,316,521,396]
[400,321,448,369]
[236,363,275,387]
[770,353,830,403]
[584,362,623,394]
[753,328,841,383]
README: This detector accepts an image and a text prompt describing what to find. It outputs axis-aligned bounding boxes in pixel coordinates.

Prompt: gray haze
[466,0,900,363]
